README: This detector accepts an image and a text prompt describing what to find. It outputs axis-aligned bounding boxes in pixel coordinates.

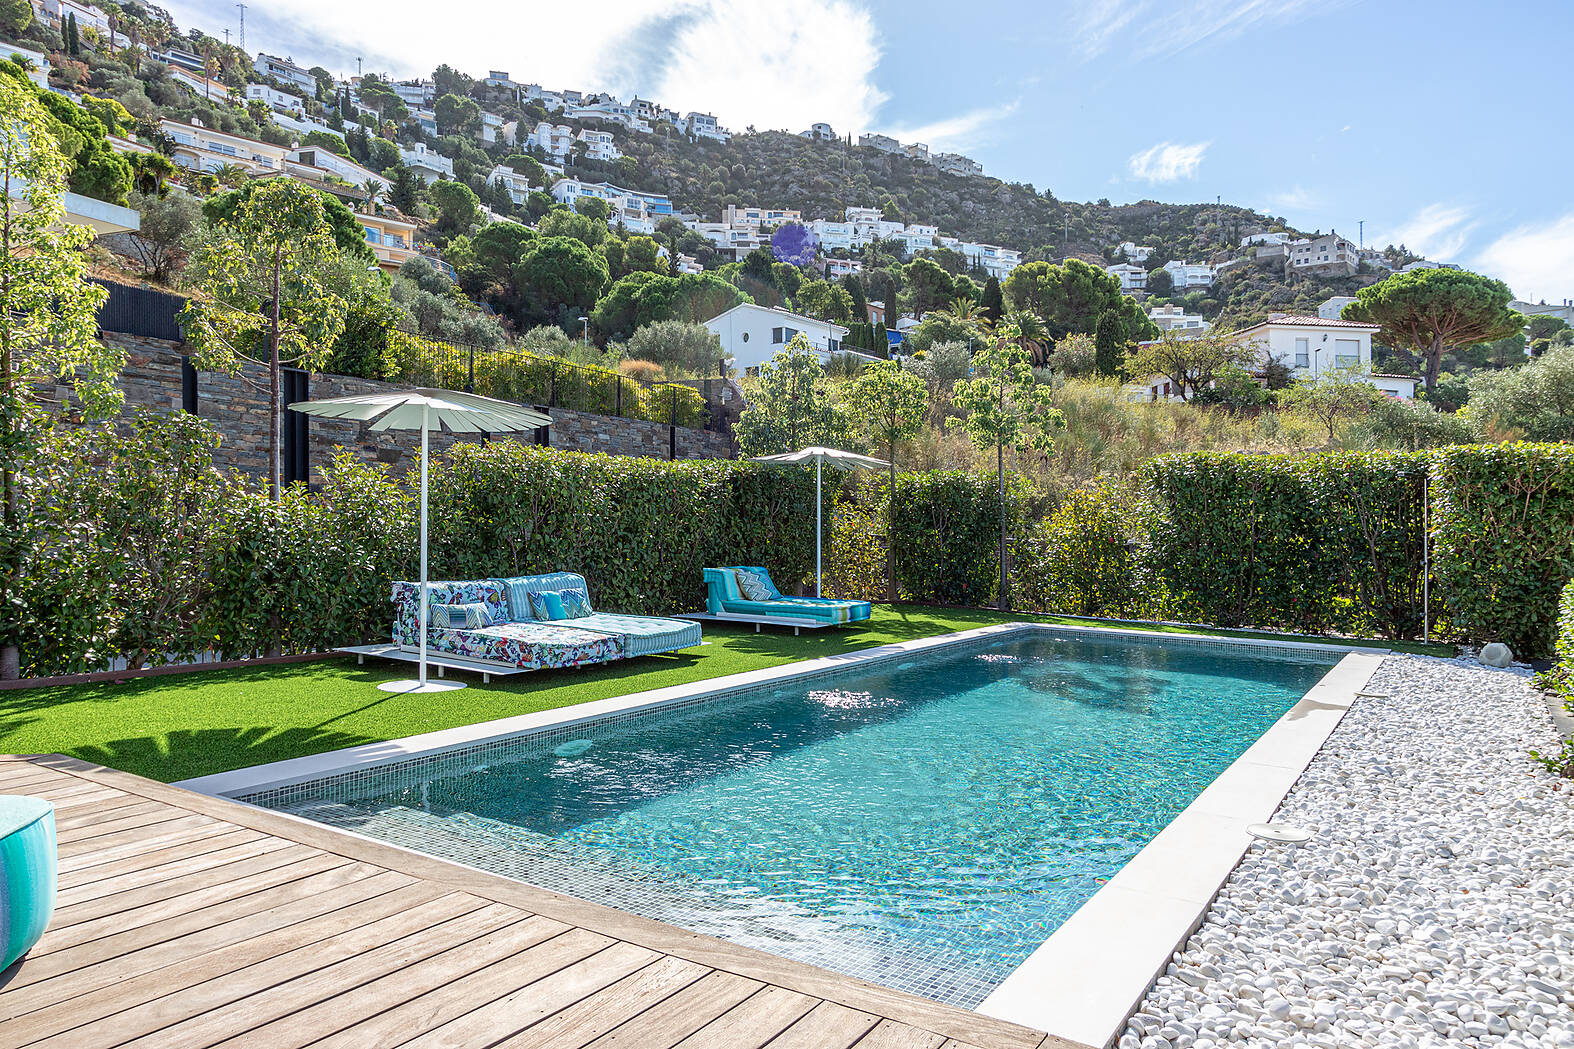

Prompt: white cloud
[1373,203,1476,261]
[879,101,1020,152]
[159,0,887,133]
[1265,185,1320,212]
[1073,0,1353,59]
[1474,212,1574,303]
[1128,141,1208,182]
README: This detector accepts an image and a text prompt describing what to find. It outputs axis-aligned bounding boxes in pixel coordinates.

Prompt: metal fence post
[615,375,622,417]
[669,385,677,459]
[466,343,475,393]
[549,362,557,408]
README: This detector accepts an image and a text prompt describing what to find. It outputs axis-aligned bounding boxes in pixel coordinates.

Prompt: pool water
[260,631,1334,1007]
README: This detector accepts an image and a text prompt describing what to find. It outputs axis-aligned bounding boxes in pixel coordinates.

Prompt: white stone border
[977,649,1386,1048]
[175,621,1385,1049]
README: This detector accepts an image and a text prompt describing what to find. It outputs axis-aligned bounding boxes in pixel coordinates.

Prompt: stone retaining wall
[39,335,735,481]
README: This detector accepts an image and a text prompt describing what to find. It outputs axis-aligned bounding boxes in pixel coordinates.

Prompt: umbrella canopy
[752,446,889,598]
[291,388,550,694]
[751,446,889,471]
[289,387,551,434]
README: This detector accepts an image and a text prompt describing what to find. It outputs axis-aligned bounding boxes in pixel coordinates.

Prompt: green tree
[1002,258,1155,343]
[428,179,481,234]
[1344,269,1525,392]
[180,179,351,499]
[1355,396,1477,451]
[574,196,611,222]
[621,235,663,276]
[204,182,375,265]
[1122,329,1255,402]
[1465,346,1574,441]
[880,197,902,223]
[1145,267,1174,297]
[625,320,725,378]
[536,208,607,248]
[795,279,854,324]
[734,334,851,456]
[433,93,480,136]
[513,235,608,328]
[66,12,79,55]
[0,76,119,677]
[390,166,420,214]
[1094,309,1124,376]
[121,189,200,281]
[1282,368,1383,442]
[980,276,1005,323]
[0,0,32,36]
[843,274,868,319]
[902,256,954,315]
[948,323,1063,609]
[846,360,928,600]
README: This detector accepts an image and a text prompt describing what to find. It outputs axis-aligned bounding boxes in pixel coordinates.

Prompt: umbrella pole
[418,405,429,688]
[815,460,822,599]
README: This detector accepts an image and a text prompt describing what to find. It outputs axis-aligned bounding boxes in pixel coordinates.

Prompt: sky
[162,0,1574,303]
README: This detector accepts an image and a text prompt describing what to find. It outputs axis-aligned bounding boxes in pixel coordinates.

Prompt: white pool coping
[174,621,1387,1049]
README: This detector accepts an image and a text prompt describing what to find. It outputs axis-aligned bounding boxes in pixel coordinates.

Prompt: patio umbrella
[751,446,889,598]
[290,388,551,694]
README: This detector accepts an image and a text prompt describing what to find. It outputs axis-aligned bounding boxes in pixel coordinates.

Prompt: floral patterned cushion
[392,580,507,644]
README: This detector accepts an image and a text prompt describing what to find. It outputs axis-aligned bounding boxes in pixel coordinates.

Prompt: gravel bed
[1121,657,1574,1049]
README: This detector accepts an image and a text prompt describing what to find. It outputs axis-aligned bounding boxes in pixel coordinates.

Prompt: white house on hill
[703,304,875,376]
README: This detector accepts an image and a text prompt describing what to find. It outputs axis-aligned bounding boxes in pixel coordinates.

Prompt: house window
[1335,338,1361,368]
[772,327,784,344]
[1295,338,1310,367]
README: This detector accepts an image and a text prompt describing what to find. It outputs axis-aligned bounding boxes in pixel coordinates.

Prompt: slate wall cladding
[39,335,734,481]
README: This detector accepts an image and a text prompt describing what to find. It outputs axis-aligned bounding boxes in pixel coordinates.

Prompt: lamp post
[578,316,589,346]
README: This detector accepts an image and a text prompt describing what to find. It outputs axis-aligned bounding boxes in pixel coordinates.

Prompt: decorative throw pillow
[735,570,774,601]
[528,590,569,621]
[430,602,490,629]
[559,587,593,618]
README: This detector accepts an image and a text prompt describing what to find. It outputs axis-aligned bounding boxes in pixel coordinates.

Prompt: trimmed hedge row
[14,411,815,676]
[1432,443,1574,656]
[1146,451,1430,639]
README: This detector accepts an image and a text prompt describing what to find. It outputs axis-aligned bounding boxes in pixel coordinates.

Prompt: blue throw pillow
[528,590,570,621]
[735,570,773,601]
[559,587,593,617]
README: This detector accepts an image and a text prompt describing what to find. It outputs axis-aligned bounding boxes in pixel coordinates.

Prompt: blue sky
[163,0,1574,301]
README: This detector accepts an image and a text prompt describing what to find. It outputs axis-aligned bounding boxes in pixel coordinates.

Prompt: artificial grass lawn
[0,605,1454,783]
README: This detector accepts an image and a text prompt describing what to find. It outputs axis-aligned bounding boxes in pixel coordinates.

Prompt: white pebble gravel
[1119,656,1574,1049]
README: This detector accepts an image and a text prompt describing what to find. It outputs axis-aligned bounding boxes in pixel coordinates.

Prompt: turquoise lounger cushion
[493,573,592,622]
[0,794,56,971]
[528,590,569,621]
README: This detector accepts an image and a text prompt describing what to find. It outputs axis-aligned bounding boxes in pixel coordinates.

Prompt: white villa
[287,147,390,192]
[2,43,50,89]
[1317,296,1358,320]
[160,119,289,175]
[1148,304,1210,333]
[167,67,234,102]
[253,54,317,94]
[575,129,620,162]
[684,112,729,142]
[1289,234,1359,278]
[1108,263,1147,293]
[525,122,575,162]
[1163,260,1215,290]
[246,84,305,115]
[399,144,454,185]
[704,304,877,375]
[1119,241,1152,262]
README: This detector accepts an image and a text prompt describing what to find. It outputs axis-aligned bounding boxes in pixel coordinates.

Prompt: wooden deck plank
[0,756,1073,1049]
[50,843,320,929]
[766,1000,881,1049]
[217,913,570,1049]
[582,972,766,1049]
[490,955,712,1049]
[851,1019,947,1049]
[0,862,398,998]
[673,985,821,1049]
[1,882,449,1045]
[400,940,661,1049]
[55,826,270,891]
[55,836,299,908]
[310,925,615,1049]
[115,901,518,1049]
[28,852,348,956]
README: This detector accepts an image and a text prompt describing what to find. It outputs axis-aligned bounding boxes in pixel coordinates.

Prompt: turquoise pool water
[259,630,1335,1006]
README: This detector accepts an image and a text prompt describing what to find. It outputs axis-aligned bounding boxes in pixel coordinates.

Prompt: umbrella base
[376,679,468,694]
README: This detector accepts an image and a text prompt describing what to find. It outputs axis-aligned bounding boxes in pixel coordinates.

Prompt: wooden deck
[0,755,1086,1049]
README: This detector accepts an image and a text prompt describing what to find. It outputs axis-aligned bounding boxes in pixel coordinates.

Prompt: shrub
[1432,443,1574,656]
[1146,451,1430,637]
[638,383,708,427]
[1014,483,1154,618]
[890,471,1022,606]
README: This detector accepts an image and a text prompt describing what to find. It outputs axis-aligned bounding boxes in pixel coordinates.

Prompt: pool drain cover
[1247,822,1313,844]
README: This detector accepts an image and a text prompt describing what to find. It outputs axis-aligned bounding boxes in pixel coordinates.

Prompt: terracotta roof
[1234,314,1380,332]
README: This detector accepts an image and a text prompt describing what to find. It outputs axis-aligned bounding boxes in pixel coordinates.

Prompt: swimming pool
[246,629,1337,1008]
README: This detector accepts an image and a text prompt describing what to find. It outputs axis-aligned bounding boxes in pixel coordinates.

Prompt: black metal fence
[94,279,185,342]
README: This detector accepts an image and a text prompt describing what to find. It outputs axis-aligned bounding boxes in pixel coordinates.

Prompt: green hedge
[1432,444,1574,656]
[1542,579,1574,710]
[1012,483,1161,619]
[1146,451,1430,637]
[13,411,814,675]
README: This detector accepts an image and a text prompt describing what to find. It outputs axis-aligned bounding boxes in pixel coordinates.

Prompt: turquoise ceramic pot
[0,795,56,971]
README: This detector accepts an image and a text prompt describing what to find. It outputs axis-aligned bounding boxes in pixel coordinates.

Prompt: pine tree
[390,166,420,214]
[66,12,80,55]
[1094,309,1123,377]
[874,321,889,356]
[842,273,868,320]
[980,276,1004,323]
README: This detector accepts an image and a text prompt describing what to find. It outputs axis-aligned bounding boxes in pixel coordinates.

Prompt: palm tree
[935,297,992,330]
[360,179,385,213]
[1004,309,1051,366]
[212,163,249,189]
